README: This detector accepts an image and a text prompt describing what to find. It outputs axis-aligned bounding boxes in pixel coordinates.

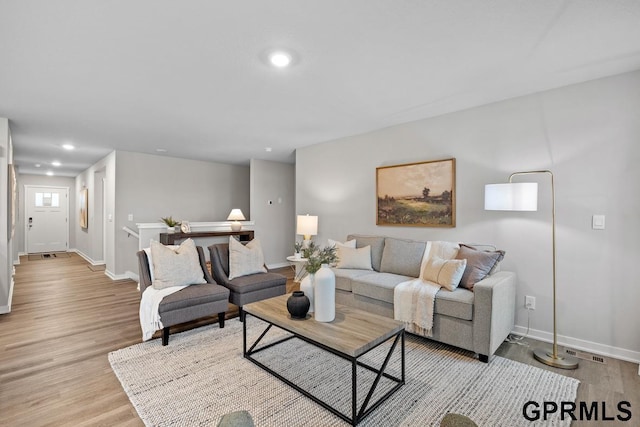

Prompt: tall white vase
[314,264,335,322]
[300,273,315,313]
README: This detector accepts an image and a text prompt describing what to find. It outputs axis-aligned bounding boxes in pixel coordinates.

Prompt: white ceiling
[2,1,640,177]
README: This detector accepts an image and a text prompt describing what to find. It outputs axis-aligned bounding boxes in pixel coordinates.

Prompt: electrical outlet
[525,295,536,310]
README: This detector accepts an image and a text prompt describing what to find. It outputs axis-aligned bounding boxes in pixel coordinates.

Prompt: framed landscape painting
[79,188,88,229]
[376,158,456,227]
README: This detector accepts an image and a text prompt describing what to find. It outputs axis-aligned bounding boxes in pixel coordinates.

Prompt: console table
[159,230,254,245]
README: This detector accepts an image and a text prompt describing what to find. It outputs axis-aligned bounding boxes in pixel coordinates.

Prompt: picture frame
[79,188,88,229]
[376,158,456,227]
[180,221,191,233]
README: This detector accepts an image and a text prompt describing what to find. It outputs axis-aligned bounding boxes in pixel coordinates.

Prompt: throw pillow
[328,238,356,249]
[150,239,206,289]
[228,237,267,280]
[336,246,373,270]
[143,244,178,282]
[422,255,467,291]
[455,244,506,290]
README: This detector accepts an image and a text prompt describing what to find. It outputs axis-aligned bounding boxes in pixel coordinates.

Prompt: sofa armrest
[472,271,516,358]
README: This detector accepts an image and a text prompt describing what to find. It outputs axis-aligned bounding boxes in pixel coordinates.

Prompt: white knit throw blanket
[139,285,187,341]
[394,279,441,337]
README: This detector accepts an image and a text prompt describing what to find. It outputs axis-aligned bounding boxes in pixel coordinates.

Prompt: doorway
[24,186,69,253]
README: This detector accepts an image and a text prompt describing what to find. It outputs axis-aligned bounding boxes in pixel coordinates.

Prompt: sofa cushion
[434,287,474,321]
[380,237,426,278]
[332,268,372,292]
[347,235,386,272]
[159,283,230,313]
[226,272,286,294]
[351,272,413,304]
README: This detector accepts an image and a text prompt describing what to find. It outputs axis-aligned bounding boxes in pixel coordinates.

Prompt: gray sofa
[333,234,516,362]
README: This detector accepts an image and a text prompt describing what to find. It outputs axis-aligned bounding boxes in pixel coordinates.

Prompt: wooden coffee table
[243,294,405,426]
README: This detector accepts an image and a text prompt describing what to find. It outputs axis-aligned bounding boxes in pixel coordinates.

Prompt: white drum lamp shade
[227,209,246,232]
[296,215,318,241]
[484,182,538,211]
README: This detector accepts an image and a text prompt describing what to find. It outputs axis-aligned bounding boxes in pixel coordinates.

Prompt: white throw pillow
[228,237,267,280]
[336,246,373,270]
[422,255,467,291]
[150,239,206,289]
[144,244,178,282]
[328,238,356,249]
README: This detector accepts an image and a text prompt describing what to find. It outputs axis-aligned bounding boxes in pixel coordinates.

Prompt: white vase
[314,264,335,322]
[300,273,315,313]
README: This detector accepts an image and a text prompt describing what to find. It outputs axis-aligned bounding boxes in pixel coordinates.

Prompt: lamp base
[230,222,242,232]
[533,348,579,370]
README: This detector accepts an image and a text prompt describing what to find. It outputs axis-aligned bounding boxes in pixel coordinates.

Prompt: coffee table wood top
[244,294,404,358]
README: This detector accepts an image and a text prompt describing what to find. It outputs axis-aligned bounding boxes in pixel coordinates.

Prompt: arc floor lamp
[485,170,578,370]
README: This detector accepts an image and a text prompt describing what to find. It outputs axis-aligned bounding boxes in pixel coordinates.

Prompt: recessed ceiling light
[156,148,167,153]
[265,147,272,152]
[62,144,75,150]
[269,51,292,68]
[35,163,41,168]
[46,171,54,176]
[51,161,61,167]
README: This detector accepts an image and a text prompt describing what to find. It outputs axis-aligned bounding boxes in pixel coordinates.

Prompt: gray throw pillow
[455,244,505,290]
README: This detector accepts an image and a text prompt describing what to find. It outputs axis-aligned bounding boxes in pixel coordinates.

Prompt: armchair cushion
[150,239,206,289]
[228,237,267,280]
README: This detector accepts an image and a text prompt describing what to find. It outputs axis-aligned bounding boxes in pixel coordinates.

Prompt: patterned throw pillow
[150,238,206,289]
[228,237,267,280]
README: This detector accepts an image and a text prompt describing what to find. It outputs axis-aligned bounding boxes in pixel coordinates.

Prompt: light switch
[592,215,605,230]
[128,214,134,221]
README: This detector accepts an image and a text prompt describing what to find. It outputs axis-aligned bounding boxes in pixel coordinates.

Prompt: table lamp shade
[296,215,318,239]
[227,209,245,231]
[484,182,538,211]
[227,209,246,221]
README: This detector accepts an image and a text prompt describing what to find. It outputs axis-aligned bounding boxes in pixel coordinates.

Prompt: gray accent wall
[250,159,295,267]
[296,71,640,361]
[114,151,250,277]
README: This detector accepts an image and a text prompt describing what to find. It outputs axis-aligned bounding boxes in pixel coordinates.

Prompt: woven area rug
[109,320,579,426]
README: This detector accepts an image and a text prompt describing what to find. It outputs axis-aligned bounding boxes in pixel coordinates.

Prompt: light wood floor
[1,253,638,426]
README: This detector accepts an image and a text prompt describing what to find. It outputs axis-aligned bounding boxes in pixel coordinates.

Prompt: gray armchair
[208,243,287,321]
[137,246,230,345]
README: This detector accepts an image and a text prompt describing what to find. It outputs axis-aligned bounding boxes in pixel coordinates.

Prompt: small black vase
[287,291,310,319]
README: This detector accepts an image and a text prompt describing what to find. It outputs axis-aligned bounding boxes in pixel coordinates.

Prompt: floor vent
[565,348,607,364]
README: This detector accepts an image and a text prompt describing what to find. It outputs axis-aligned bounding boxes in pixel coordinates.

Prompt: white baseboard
[0,277,14,314]
[69,248,104,266]
[104,269,137,282]
[267,261,290,270]
[512,325,640,365]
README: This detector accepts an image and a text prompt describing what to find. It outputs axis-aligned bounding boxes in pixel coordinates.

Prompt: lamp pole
[509,170,578,369]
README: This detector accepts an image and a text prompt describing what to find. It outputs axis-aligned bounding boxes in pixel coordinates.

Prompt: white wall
[250,159,295,267]
[74,151,116,274]
[0,118,14,313]
[296,71,640,362]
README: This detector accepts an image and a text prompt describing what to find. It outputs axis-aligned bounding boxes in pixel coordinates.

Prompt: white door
[25,186,69,253]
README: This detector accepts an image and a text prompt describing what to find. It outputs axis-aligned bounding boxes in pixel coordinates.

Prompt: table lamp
[296,214,318,246]
[227,209,246,232]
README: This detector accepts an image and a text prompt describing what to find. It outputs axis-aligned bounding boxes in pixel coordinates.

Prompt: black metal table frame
[243,312,405,426]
